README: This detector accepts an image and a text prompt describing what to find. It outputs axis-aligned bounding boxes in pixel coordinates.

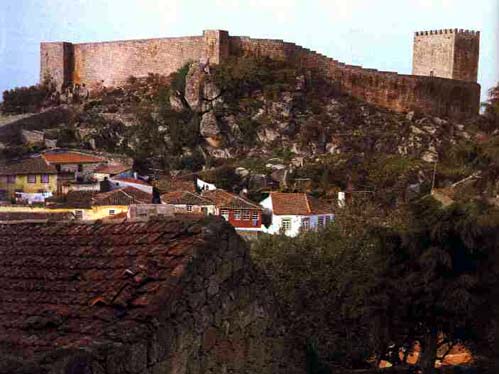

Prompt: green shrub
[2,84,52,114]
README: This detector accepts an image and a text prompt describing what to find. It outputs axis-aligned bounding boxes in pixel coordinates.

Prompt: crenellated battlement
[40,29,481,120]
[415,29,480,36]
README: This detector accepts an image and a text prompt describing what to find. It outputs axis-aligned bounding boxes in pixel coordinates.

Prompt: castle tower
[412,29,480,82]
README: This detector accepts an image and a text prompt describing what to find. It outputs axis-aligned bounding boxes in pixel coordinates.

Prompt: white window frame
[242,210,251,221]
[281,218,291,231]
[220,209,229,221]
[301,217,311,231]
[234,209,242,220]
[186,204,193,212]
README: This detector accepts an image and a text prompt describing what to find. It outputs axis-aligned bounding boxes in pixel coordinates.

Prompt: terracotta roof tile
[0,218,208,358]
[0,157,57,175]
[270,192,333,215]
[161,191,213,206]
[94,186,152,206]
[202,189,262,210]
[112,177,150,186]
[42,152,104,164]
[93,163,131,175]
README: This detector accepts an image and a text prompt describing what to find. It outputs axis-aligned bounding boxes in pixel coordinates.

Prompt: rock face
[200,111,221,138]
[0,218,301,374]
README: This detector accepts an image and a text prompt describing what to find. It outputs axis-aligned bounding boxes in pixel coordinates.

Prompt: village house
[201,189,263,234]
[92,162,133,181]
[41,151,106,194]
[161,190,216,215]
[260,192,334,237]
[50,186,153,220]
[0,186,153,221]
[109,176,153,194]
[0,218,298,374]
[0,156,58,203]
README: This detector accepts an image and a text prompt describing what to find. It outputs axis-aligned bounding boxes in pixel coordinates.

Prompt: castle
[40,29,480,119]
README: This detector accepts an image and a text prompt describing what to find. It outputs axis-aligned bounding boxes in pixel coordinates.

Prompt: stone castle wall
[40,30,481,119]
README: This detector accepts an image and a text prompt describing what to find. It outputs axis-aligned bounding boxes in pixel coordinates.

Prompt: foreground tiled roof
[0,218,209,358]
[0,157,57,175]
[202,189,262,210]
[42,151,104,164]
[269,192,333,215]
[161,191,213,206]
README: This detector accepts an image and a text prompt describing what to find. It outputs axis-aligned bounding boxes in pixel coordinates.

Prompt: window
[318,216,325,227]
[75,210,83,220]
[221,209,229,221]
[252,211,259,221]
[201,207,208,215]
[242,210,251,220]
[325,215,332,224]
[27,175,36,183]
[282,218,291,231]
[109,209,116,215]
[77,164,83,172]
[186,204,193,212]
[234,210,242,220]
[7,175,16,184]
[301,217,310,231]
[41,174,50,183]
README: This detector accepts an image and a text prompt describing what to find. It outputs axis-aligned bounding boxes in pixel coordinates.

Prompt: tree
[368,197,499,373]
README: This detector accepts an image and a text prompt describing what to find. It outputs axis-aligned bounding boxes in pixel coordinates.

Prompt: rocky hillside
[1,57,497,206]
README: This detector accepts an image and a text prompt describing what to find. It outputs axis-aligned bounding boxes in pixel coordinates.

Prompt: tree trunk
[418,328,438,374]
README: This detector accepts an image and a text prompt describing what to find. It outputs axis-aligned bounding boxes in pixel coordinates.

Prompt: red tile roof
[0,211,73,222]
[270,192,333,215]
[202,189,262,210]
[93,187,152,206]
[48,187,152,208]
[161,191,213,206]
[93,163,131,175]
[42,152,104,164]
[0,156,57,175]
[0,218,211,358]
[112,177,150,186]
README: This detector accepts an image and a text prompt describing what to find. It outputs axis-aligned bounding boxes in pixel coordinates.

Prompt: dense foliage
[251,198,499,373]
[2,79,55,114]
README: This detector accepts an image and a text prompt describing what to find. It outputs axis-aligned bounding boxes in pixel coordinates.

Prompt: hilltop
[1,56,497,208]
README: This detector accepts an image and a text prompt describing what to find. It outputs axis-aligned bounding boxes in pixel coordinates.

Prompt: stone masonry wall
[40,30,480,119]
[229,35,480,119]
[412,29,480,82]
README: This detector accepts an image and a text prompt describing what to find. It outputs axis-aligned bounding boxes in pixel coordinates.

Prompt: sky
[0,0,497,103]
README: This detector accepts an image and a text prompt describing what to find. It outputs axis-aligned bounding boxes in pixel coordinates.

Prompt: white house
[196,178,216,191]
[109,177,153,194]
[260,192,334,237]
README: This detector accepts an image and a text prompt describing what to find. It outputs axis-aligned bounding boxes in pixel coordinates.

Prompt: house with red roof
[201,189,263,233]
[109,176,153,194]
[260,192,334,237]
[42,151,106,194]
[161,191,216,215]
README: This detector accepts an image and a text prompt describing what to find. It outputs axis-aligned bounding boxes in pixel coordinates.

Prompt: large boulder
[185,63,205,111]
[200,111,221,138]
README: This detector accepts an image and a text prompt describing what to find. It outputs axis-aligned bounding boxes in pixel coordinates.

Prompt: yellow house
[0,157,58,201]
[0,186,153,221]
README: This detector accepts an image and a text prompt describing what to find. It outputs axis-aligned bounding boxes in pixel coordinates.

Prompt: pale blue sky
[0,0,497,102]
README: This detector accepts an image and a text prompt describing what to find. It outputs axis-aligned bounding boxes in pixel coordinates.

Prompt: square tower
[412,29,480,82]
